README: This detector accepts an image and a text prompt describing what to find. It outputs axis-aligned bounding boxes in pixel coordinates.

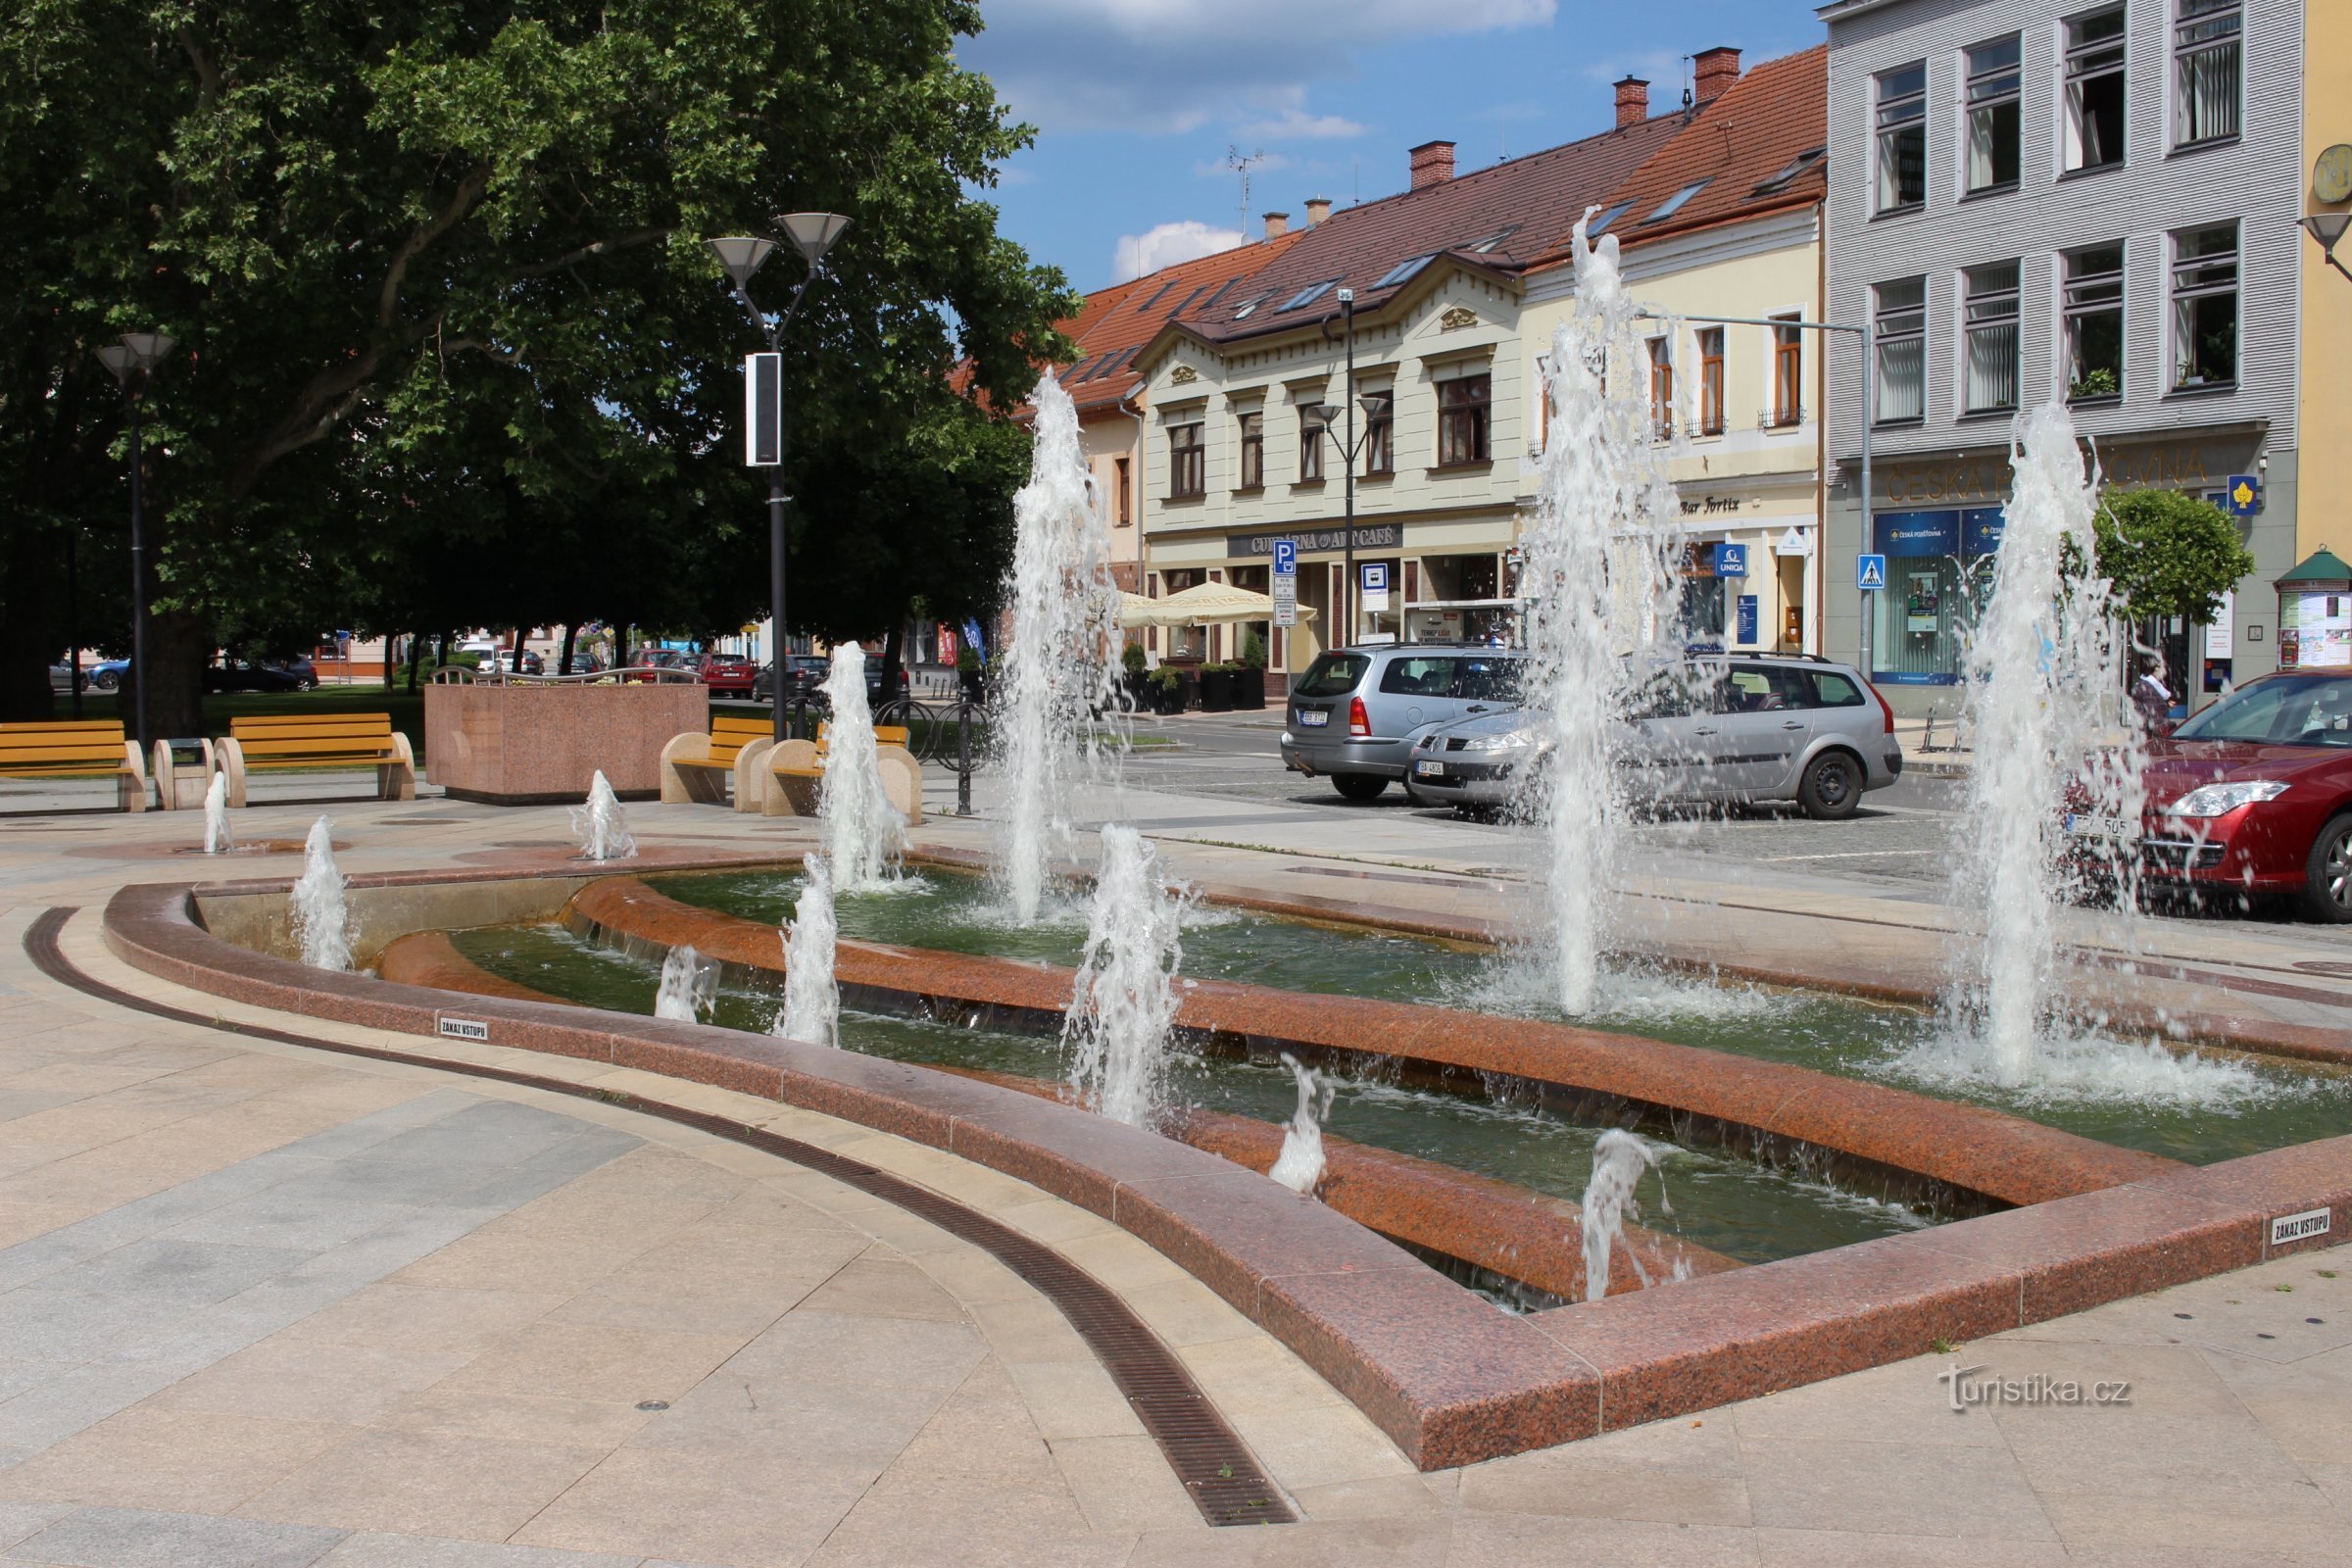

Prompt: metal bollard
[956,699,973,816]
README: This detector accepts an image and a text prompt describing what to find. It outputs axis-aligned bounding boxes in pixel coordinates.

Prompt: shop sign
[1775,526,1813,558]
[1874,511,1960,554]
[1712,543,1749,578]
[2225,475,2261,517]
[1679,494,1745,514]
[1736,595,1759,645]
[1961,508,2005,555]
[1230,523,1401,559]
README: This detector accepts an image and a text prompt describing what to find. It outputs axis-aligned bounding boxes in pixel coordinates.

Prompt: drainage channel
[23,906,1296,1529]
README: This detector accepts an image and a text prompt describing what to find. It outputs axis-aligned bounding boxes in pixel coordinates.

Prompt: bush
[1149,667,1184,694]
[2094,488,2255,623]
[956,644,982,674]
[1121,640,1148,674]
[1237,628,1267,669]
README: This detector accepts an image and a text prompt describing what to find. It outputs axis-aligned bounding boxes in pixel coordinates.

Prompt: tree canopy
[0,0,1075,726]
[2094,488,2255,624]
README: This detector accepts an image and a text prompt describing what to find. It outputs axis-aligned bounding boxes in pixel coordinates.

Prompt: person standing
[2132,654,2173,734]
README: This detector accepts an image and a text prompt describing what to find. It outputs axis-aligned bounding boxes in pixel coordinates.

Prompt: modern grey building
[1818,0,2305,712]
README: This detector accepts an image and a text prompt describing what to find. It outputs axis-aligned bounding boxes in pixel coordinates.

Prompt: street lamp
[709,213,850,743]
[92,329,175,755]
[1308,288,1364,646]
[2303,213,2352,281]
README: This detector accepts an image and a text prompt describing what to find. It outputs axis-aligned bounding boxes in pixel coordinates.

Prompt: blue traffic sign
[1361,563,1389,592]
[1272,539,1298,575]
[1857,553,1887,591]
[1712,543,1749,578]
[2224,475,2261,517]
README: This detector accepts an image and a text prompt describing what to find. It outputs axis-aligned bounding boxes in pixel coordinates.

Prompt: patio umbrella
[1141,580,1314,626]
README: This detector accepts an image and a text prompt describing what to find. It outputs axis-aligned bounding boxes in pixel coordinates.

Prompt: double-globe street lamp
[709,215,851,744]
[1304,287,1371,647]
[92,330,176,755]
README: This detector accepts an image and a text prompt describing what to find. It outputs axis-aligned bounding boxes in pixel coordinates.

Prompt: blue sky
[958,0,1828,291]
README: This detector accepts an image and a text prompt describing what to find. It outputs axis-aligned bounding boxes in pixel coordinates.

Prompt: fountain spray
[1269,1052,1337,1197]
[1580,1128,1670,1302]
[994,374,1124,924]
[653,944,718,1023]
[817,643,904,891]
[1062,824,1186,1128]
[202,772,233,855]
[570,771,636,861]
[289,817,352,972]
[776,854,840,1048]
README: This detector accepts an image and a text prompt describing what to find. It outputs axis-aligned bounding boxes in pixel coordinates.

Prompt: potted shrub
[956,644,986,706]
[1199,662,1235,712]
[1148,666,1187,715]
[1120,640,1151,710]
[1233,629,1268,710]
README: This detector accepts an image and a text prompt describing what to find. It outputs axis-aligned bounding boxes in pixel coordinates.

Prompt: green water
[644,867,2350,1167]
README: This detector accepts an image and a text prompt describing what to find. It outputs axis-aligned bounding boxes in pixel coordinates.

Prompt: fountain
[993,373,1124,924]
[816,644,904,891]
[653,943,717,1023]
[1580,1128,1670,1301]
[1061,824,1185,1128]
[288,817,351,972]
[1268,1052,1336,1196]
[775,855,840,1048]
[570,770,636,862]
[1518,215,1691,1013]
[1946,402,2143,1087]
[202,772,234,855]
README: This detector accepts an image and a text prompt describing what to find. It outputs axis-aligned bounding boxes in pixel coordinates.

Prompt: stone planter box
[1232,667,1266,710]
[424,680,707,805]
[1199,668,1235,712]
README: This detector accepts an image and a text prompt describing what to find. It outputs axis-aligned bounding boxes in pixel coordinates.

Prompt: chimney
[1693,46,1741,105]
[1614,76,1650,128]
[1262,211,1290,239]
[1304,196,1332,226]
[1408,140,1455,190]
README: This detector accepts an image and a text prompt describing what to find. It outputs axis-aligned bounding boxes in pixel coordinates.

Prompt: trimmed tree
[2093,488,2255,624]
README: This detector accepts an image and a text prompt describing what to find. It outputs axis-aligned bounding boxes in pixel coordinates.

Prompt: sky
[957,0,1828,293]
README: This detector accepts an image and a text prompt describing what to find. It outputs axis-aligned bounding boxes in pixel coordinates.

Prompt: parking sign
[1272,539,1298,575]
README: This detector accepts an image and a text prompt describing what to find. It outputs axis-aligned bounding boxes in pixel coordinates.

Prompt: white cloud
[1111,220,1248,283]
[1235,108,1368,141]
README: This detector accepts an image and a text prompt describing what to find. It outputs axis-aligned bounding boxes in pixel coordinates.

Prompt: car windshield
[1294,654,1370,698]
[2170,675,2352,748]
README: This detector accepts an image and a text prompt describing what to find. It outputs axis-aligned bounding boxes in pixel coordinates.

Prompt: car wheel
[1797,751,1862,820]
[2299,814,2352,924]
[1332,773,1388,802]
[91,669,120,692]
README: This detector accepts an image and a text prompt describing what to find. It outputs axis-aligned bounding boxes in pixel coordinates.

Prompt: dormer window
[1644,178,1712,224]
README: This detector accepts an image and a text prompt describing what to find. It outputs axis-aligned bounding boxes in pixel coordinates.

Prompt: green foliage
[956,642,982,674]
[1120,640,1147,674]
[2069,368,2120,401]
[1237,628,1268,669]
[2093,488,2255,623]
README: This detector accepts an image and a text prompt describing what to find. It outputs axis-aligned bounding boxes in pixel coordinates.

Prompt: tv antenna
[1224,145,1267,232]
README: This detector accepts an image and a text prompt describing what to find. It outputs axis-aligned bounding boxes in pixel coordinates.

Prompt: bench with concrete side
[216,712,416,807]
[763,722,922,822]
[659,713,777,812]
[0,720,147,810]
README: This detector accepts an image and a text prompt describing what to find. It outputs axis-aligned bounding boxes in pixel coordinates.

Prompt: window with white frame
[1875,62,1928,212]
[1362,389,1395,473]
[1298,410,1324,482]
[2063,8,2127,172]
[1964,36,2022,192]
[1646,337,1674,440]
[1237,409,1263,489]
[1771,317,1804,427]
[2174,0,2241,146]
[2063,243,2126,400]
[1875,277,1927,422]
[1168,421,1204,497]
[1962,261,2021,414]
[2170,223,2238,390]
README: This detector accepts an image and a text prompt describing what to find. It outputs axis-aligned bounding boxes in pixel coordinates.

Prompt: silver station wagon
[1281,645,1529,801]
[1403,654,1904,819]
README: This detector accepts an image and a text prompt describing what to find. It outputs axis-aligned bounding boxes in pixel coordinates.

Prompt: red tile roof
[1055,230,1306,416]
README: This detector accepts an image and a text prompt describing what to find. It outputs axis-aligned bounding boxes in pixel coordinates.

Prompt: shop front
[1674,482,1819,656]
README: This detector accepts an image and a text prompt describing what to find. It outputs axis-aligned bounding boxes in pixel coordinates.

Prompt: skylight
[1643,178,1713,223]
[1373,253,1437,289]
[1586,200,1635,237]
[1169,285,1206,318]
[1277,278,1342,312]
[1231,291,1274,319]
[1464,224,1521,254]
[1753,146,1826,195]
[1192,279,1238,316]
[1137,279,1177,312]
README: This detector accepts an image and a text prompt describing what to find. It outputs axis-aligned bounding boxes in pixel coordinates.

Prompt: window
[1169,285,1206,318]
[1965,36,2022,192]
[1530,357,1550,452]
[2064,8,2127,172]
[1646,337,1674,440]
[1963,261,2021,414]
[1362,390,1395,473]
[1697,328,1725,435]
[1231,292,1273,319]
[1293,653,1370,698]
[1753,147,1826,196]
[2175,0,2241,146]
[1378,657,1464,696]
[1586,200,1635,237]
[2064,243,2126,400]
[1238,411,1263,489]
[1645,179,1713,224]
[1464,225,1521,253]
[1114,457,1132,524]
[1298,413,1324,482]
[1437,375,1491,466]
[1875,63,1927,212]
[1809,670,1868,708]
[1191,279,1238,318]
[2171,223,2238,390]
[1374,254,1436,289]
[1875,277,1927,422]
[1277,278,1340,312]
[1138,279,1177,312]
[1772,316,1804,427]
[1169,422,1204,497]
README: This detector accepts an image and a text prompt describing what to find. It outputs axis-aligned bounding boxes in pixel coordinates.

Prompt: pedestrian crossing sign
[1857,554,1887,591]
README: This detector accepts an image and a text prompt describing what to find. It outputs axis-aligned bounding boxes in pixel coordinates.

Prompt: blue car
[83,659,129,693]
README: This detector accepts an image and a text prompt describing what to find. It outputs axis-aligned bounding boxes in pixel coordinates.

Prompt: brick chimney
[1693,46,1741,104]
[1263,211,1290,239]
[1408,140,1455,190]
[1614,76,1650,128]
[1304,196,1332,226]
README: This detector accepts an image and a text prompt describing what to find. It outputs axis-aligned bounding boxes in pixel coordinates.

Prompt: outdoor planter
[1233,667,1266,710]
[1199,668,1235,712]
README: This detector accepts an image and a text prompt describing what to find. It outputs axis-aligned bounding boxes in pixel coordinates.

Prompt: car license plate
[2063,813,2134,841]
[1297,710,1329,727]
[1414,760,1446,778]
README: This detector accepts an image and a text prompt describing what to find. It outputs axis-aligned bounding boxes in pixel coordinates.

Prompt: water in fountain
[817,644,905,891]
[994,373,1124,924]
[653,944,718,1022]
[1518,216,1691,1013]
[289,817,352,971]
[775,854,840,1047]
[202,772,233,855]
[1269,1052,1336,1196]
[570,770,636,861]
[1580,1128,1670,1302]
[1062,824,1186,1128]
[1942,403,2145,1088]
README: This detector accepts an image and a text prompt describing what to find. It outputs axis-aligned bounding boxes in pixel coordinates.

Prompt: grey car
[1281,645,1528,800]
[1403,654,1903,819]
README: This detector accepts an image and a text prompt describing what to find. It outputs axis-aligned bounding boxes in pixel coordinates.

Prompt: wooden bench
[762,723,921,822]
[659,713,778,812]
[216,713,416,807]
[0,720,147,810]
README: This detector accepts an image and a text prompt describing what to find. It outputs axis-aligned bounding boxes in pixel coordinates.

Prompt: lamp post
[1309,288,1363,647]
[2303,213,2352,282]
[710,214,851,743]
[92,330,175,755]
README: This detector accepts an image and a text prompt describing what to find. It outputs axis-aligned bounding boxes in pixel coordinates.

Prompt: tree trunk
[141,608,212,739]
[879,621,905,710]
[559,622,577,676]
[405,633,422,692]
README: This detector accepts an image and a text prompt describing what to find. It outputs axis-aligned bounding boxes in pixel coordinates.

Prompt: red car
[697,652,758,698]
[2116,671,2352,921]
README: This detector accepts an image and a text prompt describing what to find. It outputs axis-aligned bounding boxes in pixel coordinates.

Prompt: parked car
[201,655,319,693]
[622,649,698,682]
[2100,670,2352,922]
[1401,654,1902,820]
[866,662,911,708]
[83,659,128,693]
[557,652,604,675]
[48,661,85,696]
[755,656,830,706]
[697,652,759,698]
[1280,645,1529,801]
